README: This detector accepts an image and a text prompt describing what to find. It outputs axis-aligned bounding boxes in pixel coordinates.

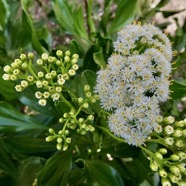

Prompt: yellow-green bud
[79,118,84,123]
[163,116,174,124]
[78,97,84,104]
[57,137,63,143]
[21,62,28,70]
[63,113,68,118]
[65,130,69,135]
[68,69,76,76]
[164,125,174,135]
[64,56,70,62]
[65,51,70,56]
[173,129,182,137]
[168,174,178,183]
[174,121,184,127]
[20,54,27,61]
[49,128,55,134]
[28,52,34,60]
[46,136,54,142]
[154,125,163,133]
[21,80,29,88]
[84,85,90,92]
[164,137,174,146]
[170,166,180,176]
[175,140,183,148]
[83,102,89,108]
[2,74,10,81]
[88,115,94,121]
[155,152,163,160]
[56,143,62,150]
[15,85,23,92]
[10,75,17,81]
[158,148,167,155]
[41,53,48,61]
[177,151,186,160]
[159,169,167,178]
[170,154,180,161]
[150,162,158,171]
[72,64,79,70]
[38,99,47,106]
[161,178,171,186]
[37,59,43,66]
[85,92,92,98]
[3,65,13,73]
[13,69,20,75]
[56,50,63,58]
[27,75,34,82]
[66,138,71,143]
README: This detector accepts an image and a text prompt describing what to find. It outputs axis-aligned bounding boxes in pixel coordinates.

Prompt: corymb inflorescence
[95,22,173,146]
[3,50,79,106]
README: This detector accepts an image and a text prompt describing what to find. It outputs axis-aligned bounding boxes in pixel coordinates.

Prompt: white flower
[38,99,47,106]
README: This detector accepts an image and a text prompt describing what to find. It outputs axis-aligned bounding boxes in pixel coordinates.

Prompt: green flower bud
[168,174,178,183]
[84,85,90,92]
[64,56,70,62]
[62,74,69,80]
[65,130,69,135]
[49,128,55,134]
[36,80,43,88]
[41,53,48,61]
[79,118,84,123]
[38,71,44,78]
[69,109,75,116]
[90,98,96,103]
[48,56,55,63]
[154,125,163,133]
[65,51,70,56]
[51,70,57,77]
[83,102,89,108]
[15,84,23,92]
[177,151,186,160]
[155,152,163,160]
[57,78,65,85]
[161,178,171,186]
[150,161,158,171]
[85,92,92,98]
[164,137,174,146]
[55,87,62,92]
[175,140,183,148]
[182,129,186,137]
[170,166,180,176]
[78,97,84,104]
[10,75,17,81]
[56,143,62,150]
[157,116,163,123]
[177,164,186,173]
[63,113,68,118]
[72,54,79,59]
[59,118,64,123]
[72,64,79,70]
[27,75,34,82]
[13,69,20,75]
[42,80,49,87]
[45,73,52,80]
[43,91,50,98]
[164,125,174,135]
[62,143,68,151]
[159,169,167,178]
[173,129,182,137]
[174,121,184,128]
[82,123,86,129]
[56,60,62,66]
[38,99,47,106]
[71,58,78,64]
[2,74,11,81]
[158,148,167,155]
[68,69,76,76]
[27,52,34,60]
[88,115,94,121]
[58,130,63,135]
[37,59,43,66]
[88,125,95,132]
[170,154,180,161]
[20,54,27,61]
[56,50,63,58]
[3,65,13,73]
[21,80,29,88]
[46,136,54,142]
[66,138,71,143]
[163,116,175,124]
[57,137,63,143]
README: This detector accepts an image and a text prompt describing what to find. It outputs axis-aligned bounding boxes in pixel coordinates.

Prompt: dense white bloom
[95,22,173,146]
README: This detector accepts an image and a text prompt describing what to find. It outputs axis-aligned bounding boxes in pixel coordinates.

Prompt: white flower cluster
[95,22,173,146]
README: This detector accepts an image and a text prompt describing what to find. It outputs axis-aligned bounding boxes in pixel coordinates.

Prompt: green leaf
[170,81,186,99]
[52,0,87,39]
[84,159,124,186]
[37,151,72,186]
[161,9,186,18]
[107,0,137,35]
[3,135,55,155]
[93,49,107,68]
[0,68,17,101]
[0,102,47,131]
[21,0,47,54]
[0,0,10,31]
[0,139,18,175]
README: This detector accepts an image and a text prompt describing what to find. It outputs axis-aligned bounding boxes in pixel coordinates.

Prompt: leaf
[0,139,18,175]
[0,0,10,31]
[107,0,137,35]
[0,101,47,131]
[52,0,87,39]
[170,81,186,99]
[37,151,72,186]
[83,159,124,186]
[3,135,55,155]
[20,0,47,54]
[0,68,17,101]
[93,50,107,68]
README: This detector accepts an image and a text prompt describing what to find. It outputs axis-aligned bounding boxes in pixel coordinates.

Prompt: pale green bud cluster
[45,85,99,151]
[2,51,79,106]
[148,117,186,185]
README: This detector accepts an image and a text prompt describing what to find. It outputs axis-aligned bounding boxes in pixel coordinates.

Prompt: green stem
[97,126,125,143]
[60,93,74,109]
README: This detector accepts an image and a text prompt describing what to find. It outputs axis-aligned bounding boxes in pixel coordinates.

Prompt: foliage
[0,0,186,186]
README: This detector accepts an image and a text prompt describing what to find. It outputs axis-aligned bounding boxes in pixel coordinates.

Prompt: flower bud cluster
[148,117,186,185]
[2,50,79,106]
[45,85,99,151]
[95,22,173,146]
